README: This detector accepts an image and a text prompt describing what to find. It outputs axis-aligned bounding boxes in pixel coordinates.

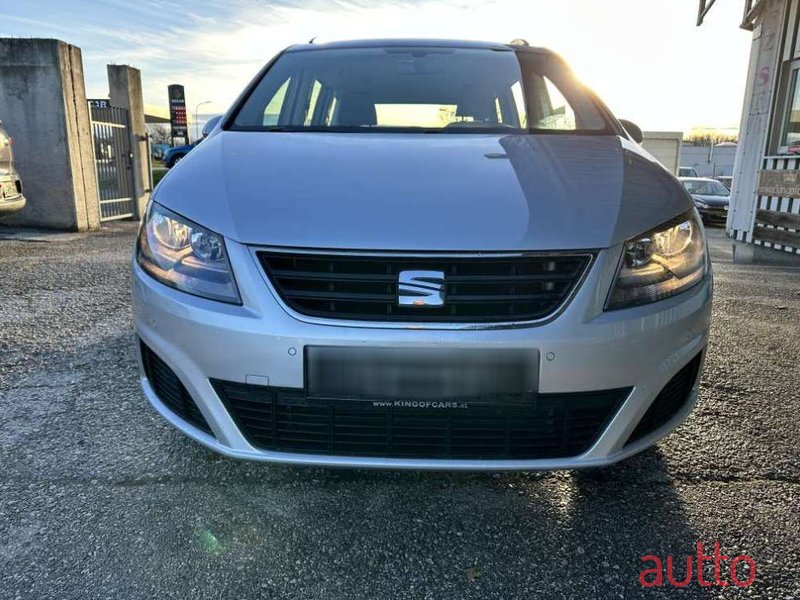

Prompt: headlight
[606,212,706,310]
[137,202,241,304]
[693,199,709,209]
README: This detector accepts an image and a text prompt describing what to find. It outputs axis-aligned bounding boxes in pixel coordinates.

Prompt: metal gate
[89,102,136,221]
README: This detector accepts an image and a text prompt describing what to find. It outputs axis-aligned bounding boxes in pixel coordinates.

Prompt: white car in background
[0,121,26,216]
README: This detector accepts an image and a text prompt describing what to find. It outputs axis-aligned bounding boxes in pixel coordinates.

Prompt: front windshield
[682,179,729,197]
[230,46,611,134]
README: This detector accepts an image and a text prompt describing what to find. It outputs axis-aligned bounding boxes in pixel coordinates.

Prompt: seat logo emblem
[398,270,446,307]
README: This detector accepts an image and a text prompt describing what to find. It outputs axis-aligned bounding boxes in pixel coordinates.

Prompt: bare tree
[149,125,171,145]
[683,128,738,146]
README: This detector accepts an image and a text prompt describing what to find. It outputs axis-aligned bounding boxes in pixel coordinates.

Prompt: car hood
[154,131,690,251]
[692,193,729,206]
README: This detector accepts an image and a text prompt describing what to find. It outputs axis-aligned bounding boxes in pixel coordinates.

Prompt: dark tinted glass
[231,46,610,134]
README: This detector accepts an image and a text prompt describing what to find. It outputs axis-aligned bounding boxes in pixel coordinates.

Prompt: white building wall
[641,131,683,174]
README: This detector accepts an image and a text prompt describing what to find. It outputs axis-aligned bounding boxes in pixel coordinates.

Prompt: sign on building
[168,84,188,146]
[757,169,800,198]
[88,98,111,109]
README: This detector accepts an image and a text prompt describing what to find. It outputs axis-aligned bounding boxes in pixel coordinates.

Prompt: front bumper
[0,195,25,215]
[132,238,712,470]
[697,206,728,222]
[0,177,25,215]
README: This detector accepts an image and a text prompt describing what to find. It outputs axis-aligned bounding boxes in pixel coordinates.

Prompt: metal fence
[89,104,136,221]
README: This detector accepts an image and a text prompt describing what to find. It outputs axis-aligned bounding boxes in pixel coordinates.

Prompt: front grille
[257,251,592,323]
[213,381,630,460]
[140,343,213,435]
[625,352,703,445]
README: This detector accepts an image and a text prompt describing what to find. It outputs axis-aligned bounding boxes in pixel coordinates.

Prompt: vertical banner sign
[168,84,188,146]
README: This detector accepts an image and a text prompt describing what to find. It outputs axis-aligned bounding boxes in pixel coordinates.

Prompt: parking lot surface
[0,225,798,599]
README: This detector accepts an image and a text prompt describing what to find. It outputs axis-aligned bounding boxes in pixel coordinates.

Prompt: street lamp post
[194,100,212,142]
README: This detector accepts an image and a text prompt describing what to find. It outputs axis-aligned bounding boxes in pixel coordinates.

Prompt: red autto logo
[639,542,756,588]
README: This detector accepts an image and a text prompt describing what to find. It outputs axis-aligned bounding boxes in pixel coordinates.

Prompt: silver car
[132,39,712,470]
[0,121,26,215]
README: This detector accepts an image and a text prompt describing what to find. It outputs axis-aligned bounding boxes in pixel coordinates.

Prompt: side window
[325,96,338,126]
[262,78,290,126]
[304,80,323,126]
[538,77,577,130]
[510,77,577,130]
[511,81,527,128]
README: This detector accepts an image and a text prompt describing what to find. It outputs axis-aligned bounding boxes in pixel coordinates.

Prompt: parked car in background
[678,166,700,178]
[151,143,170,161]
[715,176,733,190]
[162,116,223,169]
[679,177,729,224]
[0,121,26,216]
[162,141,196,168]
[134,39,711,470]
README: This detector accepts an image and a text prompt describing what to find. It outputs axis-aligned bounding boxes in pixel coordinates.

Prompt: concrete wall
[0,38,100,230]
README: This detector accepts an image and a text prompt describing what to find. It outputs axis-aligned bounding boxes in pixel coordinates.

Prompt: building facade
[680,143,737,178]
[703,0,800,261]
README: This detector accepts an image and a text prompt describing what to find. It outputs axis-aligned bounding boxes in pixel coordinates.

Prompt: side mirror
[201,114,223,138]
[619,119,643,144]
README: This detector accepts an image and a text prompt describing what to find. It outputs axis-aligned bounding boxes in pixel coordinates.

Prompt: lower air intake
[140,342,213,436]
[212,381,631,460]
[625,352,703,446]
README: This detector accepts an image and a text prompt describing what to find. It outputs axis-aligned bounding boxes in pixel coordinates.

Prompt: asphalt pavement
[0,224,798,599]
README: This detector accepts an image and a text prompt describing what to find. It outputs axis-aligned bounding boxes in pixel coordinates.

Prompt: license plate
[305,346,539,400]
[0,179,13,199]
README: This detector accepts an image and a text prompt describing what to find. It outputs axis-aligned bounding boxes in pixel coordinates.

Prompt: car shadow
[176,443,715,599]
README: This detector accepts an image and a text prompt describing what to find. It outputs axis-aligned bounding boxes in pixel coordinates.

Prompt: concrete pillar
[0,38,100,230]
[726,0,785,241]
[107,64,149,219]
[732,241,755,264]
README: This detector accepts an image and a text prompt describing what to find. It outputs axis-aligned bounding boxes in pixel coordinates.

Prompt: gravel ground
[0,224,798,599]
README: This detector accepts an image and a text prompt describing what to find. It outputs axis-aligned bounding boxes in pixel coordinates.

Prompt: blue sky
[1,0,752,131]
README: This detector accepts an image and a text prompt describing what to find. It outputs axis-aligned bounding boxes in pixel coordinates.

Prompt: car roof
[678,177,720,183]
[284,38,555,55]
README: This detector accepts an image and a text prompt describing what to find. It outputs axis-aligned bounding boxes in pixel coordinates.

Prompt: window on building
[780,66,800,151]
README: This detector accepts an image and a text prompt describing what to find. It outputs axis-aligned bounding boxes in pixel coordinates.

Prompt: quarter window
[511,81,527,128]
[304,80,323,126]
[538,77,576,130]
